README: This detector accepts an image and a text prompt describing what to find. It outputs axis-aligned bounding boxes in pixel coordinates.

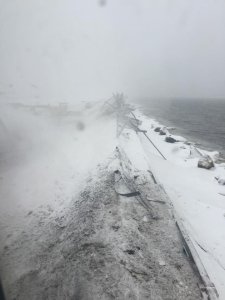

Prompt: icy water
[137,98,225,154]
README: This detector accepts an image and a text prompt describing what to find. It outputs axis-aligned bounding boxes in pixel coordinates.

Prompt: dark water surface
[137,99,225,154]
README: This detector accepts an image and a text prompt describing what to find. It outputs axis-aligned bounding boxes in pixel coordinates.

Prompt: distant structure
[102,93,133,137]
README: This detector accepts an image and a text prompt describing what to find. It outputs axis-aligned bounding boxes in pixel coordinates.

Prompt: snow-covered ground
[0,101,223,299]
[129,110,225,299]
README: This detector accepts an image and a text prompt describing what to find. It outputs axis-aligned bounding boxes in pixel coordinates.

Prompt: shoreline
[136,105,225,163]
[134,99,225,157]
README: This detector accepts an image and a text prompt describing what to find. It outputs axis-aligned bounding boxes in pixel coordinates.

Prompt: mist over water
[138,98,225,154]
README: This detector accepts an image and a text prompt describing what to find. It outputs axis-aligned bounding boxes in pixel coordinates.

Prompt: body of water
[137,98,225,155]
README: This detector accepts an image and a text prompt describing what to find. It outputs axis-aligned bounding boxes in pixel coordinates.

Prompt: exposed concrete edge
[157,182,219,300]
[174,214,219,300]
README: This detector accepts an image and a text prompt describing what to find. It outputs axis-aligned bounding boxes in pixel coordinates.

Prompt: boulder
[159,128,167,135]
[218,178,225,185]
[213,152,225,164]
[198,155,214,170]
[165,136,177,143]
[154,127,161,132]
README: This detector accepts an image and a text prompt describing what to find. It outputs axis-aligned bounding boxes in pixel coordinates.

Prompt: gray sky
[0,0,225,103]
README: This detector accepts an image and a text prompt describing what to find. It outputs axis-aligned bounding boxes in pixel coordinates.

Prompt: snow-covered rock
[165,136,177,143]
[159,127,167,135]
[212,152,225,164]
[197,155,214,169]
[215,176,225,185]
[154,127,161,132]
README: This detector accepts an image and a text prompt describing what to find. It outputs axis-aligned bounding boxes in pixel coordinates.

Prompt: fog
[0,0,225,104]
[1,3,225,297]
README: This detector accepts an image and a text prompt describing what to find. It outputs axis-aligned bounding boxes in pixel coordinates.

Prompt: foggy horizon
[1,0,225,104]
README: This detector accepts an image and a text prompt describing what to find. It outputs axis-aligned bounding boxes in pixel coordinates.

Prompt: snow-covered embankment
[130,109,225,299]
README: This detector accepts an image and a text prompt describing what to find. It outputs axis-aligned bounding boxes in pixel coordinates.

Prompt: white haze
[0,0,225,104]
